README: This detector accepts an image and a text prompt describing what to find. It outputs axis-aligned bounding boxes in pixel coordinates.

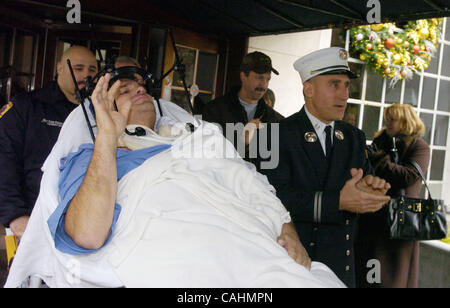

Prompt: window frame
[170,44,219,105]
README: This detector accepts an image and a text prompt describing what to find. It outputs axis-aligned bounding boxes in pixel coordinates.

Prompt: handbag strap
[408,160,433,200]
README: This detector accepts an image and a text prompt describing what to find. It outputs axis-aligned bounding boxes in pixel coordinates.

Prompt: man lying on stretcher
[68,73,313,257]
[6,70,345,288]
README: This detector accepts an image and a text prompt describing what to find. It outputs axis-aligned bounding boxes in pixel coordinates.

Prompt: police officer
[0,46,98,239]
[256,47,391,287]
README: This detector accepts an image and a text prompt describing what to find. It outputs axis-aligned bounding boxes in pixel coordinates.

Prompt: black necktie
[325,125,333,159]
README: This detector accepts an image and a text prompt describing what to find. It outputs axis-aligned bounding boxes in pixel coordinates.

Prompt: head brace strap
[108,66,152,89]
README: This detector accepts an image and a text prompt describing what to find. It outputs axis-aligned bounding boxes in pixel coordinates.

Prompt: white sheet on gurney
[5,100,345,288]
[5,98,193,288]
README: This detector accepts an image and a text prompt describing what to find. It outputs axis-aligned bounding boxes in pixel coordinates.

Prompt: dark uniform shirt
[0,81,77,227]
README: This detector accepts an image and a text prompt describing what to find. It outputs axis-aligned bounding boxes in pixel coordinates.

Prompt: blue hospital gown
[47,143,171,255]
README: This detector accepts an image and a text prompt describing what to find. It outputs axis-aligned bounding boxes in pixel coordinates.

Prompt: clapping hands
[339,169,391,214]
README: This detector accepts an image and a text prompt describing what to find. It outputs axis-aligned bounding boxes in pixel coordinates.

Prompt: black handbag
[387,161,448,240]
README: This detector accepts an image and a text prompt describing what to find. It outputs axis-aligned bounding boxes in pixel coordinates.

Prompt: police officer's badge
[305,132,318,143]
[335,130,345,141]
[0,102,13,119]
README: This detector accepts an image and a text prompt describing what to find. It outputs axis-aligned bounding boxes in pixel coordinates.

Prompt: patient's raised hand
[91,74,131,140]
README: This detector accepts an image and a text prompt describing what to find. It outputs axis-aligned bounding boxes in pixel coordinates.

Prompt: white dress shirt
[304,106,335,156]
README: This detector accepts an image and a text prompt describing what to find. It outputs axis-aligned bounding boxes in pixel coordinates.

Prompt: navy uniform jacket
[256,107,372,287]
[0,81,77,227]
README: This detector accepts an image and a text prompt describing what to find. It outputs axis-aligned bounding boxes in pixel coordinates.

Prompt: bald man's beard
[71,81,88,99]
[77,80,87,88]
[63,79,86,95]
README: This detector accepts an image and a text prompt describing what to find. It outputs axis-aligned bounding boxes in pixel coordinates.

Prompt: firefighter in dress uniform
[256,47,391,287]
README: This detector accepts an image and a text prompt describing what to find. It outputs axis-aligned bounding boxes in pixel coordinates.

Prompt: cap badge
[305,132,318,143]
[339,49,348,60]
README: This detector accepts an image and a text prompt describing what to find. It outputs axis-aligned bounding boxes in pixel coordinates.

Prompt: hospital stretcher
[4,228,17,271]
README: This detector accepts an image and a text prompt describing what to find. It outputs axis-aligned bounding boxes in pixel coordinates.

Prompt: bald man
[0,46,98,238]
[56,45,98,103]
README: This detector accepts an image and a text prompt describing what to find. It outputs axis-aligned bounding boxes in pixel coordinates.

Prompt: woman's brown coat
[355,130,430,288]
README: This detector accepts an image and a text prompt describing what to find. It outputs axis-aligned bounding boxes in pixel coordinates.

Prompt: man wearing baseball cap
[257,47,391,287]
[202,51,283,159]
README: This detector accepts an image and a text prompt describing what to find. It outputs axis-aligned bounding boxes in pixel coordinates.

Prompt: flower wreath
[350,19,443,87]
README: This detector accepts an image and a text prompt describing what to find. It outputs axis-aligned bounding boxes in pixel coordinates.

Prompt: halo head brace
[107,66,152,112]
[106,66,163,117]
[108,66,153,90]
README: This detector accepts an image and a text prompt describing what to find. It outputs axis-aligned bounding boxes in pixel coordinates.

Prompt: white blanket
[5,99,345,288]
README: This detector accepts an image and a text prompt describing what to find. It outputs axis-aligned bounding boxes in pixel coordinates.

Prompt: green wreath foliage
[350,19,443,85]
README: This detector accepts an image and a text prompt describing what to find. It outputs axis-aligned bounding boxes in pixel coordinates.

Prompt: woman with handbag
[355,104,430,288]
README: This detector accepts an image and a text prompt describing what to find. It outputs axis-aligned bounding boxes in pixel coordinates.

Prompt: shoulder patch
[0,102,13,119]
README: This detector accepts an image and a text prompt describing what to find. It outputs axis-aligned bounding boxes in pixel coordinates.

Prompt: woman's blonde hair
[380,104,425,137]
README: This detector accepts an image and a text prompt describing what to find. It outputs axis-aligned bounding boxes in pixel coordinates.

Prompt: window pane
[427,42,441,75]
[173,46,195,88]
[429,183,443,200]
[438,79,450,112]
[96,41,120,63]
[446,18,450,41]
[0,26,12,68]
[343,103,360,127]
[434,115,449,146]
[441,44,450,78]
[421,77,437,110]
[430,150,446,181]
[331,28,346,49]
[385,80,402,104]
[13,30,36,75]
[362,105,381,140]
[148,28,167,81]
[196,51,218,92]
[12,30,37,92]
[403,74,420,107]
[365,71,383,102]
[420,113,434,144]
[349,62,364,100]
[170,89,192,113]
